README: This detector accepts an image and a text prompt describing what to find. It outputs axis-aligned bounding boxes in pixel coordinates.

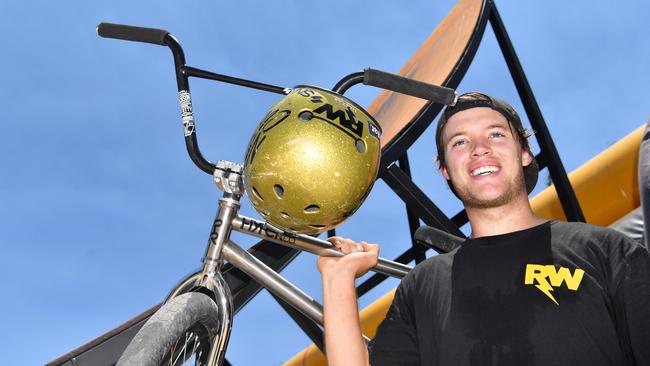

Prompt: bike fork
[200,161,245,365]
[166,161,243,365]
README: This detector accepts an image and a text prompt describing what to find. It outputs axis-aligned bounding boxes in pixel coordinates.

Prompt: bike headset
[434,92,539,197]
[243,86,382,234]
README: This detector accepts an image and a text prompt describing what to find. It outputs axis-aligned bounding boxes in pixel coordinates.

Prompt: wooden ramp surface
[373,0,487,152]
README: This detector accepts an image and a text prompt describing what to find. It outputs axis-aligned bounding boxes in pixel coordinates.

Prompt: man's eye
[489,132,505,138]
[452,139,467,147]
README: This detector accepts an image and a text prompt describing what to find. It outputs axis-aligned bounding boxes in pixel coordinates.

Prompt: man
[318,92,650,365]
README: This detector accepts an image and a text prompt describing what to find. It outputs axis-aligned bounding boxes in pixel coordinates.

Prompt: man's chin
[458,190,512,209]
[450,173,527,209]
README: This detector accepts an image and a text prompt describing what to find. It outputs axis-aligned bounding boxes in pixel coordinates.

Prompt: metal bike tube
[199,195,241,279]
[231,215,412,279]
[206,272,234,366]
[222,240,325,325]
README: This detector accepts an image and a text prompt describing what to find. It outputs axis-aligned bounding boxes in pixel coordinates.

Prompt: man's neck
[465,194,546,238]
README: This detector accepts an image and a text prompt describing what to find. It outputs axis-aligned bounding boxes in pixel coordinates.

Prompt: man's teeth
[470,166,500,176]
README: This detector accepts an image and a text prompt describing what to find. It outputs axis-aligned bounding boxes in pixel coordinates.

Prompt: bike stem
[199,161,245,283]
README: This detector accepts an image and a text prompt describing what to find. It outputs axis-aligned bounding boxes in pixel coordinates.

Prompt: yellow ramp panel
[531,125,643,226]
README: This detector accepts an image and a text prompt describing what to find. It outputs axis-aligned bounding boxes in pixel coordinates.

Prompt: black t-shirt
[369,221,650,365]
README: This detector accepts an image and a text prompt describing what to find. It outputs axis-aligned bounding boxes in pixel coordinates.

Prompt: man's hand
[318,237,378,366]
[318,236,380,279]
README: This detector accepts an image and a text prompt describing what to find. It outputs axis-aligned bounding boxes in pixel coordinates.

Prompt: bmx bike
[97,22,457,366]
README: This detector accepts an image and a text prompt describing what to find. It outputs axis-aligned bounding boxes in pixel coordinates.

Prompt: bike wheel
[117,292,222,366]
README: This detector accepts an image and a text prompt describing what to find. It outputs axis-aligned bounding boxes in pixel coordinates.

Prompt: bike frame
[96,22,456,365]
[164,161,411,364]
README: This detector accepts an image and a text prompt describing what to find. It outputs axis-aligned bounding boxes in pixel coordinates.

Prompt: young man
[318,92,650,365]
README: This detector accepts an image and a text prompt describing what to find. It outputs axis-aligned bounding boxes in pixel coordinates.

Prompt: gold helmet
[243,86,382,234]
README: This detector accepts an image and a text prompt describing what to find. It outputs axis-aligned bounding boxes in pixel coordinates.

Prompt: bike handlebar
[363,68,457,106]
[97,21,458,179]
[97,22,170,46]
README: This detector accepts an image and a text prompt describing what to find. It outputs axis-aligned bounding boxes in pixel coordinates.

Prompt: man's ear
[521,149,533,167]
[440,164,450,180]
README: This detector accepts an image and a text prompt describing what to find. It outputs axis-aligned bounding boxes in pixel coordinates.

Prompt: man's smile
[469,165,501,177]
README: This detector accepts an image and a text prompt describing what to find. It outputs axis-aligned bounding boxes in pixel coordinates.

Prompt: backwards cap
[435,92,538,195]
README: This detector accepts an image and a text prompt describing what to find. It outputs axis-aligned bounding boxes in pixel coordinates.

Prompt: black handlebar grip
[96,22,169,46]
[414,225,464,253]
[363,68,457,106]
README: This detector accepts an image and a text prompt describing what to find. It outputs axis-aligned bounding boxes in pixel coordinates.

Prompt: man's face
[439,107,532,209]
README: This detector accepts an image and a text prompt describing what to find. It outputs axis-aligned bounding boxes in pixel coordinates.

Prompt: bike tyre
[116,292,221,366]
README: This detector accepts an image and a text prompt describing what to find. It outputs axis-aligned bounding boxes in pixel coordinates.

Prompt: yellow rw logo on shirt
[524,264,585,305]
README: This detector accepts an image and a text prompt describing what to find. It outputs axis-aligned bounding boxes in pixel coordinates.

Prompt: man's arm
[318,237,379,366]
[610,239,650,365]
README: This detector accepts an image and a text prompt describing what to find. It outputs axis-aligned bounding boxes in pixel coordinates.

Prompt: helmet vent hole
[273,184,284,198]
[281,212,290,219]
[251,186,264,201]
[298,111,313,121]
[309,224,326,229]
[355,139,366,153]
[261,210,270,217]
[304,204,320,213]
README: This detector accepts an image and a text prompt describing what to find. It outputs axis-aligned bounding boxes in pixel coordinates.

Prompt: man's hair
[434,92,539,195]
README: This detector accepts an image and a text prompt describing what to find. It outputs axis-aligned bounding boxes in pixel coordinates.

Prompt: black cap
[435,92,538,195]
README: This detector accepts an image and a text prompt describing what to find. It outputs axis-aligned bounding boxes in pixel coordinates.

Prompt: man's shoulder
[393,251,457,303]
[548,220,643,262]
[550,220,634,243]
[404,248,459,282]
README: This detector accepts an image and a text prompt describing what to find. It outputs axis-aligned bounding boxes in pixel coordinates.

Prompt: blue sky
[1,1,649,365]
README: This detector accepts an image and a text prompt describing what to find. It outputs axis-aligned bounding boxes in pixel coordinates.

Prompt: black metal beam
[451,209,469,228]
[381,163,464,237]
[270,294,325,354]
[397,154,427,264]
[488,0,585,222]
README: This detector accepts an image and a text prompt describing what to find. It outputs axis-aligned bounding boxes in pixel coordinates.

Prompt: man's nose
[471,140,492,157]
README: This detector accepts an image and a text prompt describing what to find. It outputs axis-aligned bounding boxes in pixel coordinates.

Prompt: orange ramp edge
[530,125,642,225]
